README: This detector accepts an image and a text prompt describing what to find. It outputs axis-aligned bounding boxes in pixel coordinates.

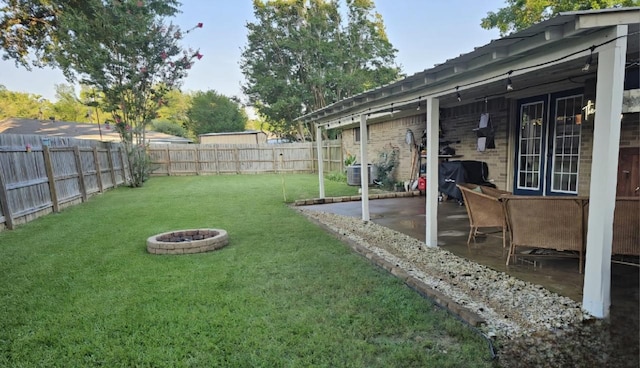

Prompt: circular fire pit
[147,229,228,254]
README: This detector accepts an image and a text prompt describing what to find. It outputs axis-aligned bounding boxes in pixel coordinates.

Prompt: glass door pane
[550,95,582,194]
[517,101,545,191]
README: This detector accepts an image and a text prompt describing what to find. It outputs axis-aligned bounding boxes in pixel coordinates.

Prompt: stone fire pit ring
[147,229,229,254]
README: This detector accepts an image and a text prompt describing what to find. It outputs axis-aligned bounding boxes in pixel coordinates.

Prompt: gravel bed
[297,208,638,368]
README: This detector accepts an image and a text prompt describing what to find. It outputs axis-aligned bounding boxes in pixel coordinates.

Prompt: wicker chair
[584,197,639,264]
[457,183,511,249]
[501,195,589,273]
[612,197,640,258]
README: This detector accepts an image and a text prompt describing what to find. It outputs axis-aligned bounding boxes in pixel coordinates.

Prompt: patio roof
[296,7,640,130]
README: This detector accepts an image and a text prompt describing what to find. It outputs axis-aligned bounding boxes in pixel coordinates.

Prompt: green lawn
[0,174,494,367]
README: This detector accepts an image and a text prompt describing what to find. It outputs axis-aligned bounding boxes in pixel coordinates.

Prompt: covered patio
[299,8,640,318]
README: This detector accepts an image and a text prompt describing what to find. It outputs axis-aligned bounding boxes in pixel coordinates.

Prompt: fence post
[214,146,220,174]
[119,146,128,184]
[93,146,104,193]
[195,146,200,175]
[327,142,332,172]
[42,146,60,213]
[0,165,14,230]
[340,141,344,172]
[234,147,240,174]
[106,147,116,188]
[310,143,315,173]
[272,147,277,173]
[166,146,172,176]
[73,146,87,202]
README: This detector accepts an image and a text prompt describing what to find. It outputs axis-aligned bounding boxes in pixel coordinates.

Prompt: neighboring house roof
[297,7,640,129]
[198,130,266,137]
[0,117,193,144]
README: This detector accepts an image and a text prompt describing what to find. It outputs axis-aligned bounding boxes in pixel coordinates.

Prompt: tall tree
[78,85,107,125]
[1,0,202,187]
[151,88,192,138]
[481,0,640,35]
[51,83,87,122]
[155,88,191,126]
[59,1,202,186]
[240,0,399,140]
[185,90,247,137]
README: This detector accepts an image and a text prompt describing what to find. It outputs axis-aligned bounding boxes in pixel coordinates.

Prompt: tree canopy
[0,83,92,123]
[481,0,640,35]
[0,0,181,69]
[185,90,247,137]
[0,85,46,120]
[240,0,400,140]
[1,0,203,187]
[51,84,86,122]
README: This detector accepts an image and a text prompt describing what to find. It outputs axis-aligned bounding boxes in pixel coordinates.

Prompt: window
[354,127,370,143]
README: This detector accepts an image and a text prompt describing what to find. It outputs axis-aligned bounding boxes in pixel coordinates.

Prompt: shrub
[344,152,357,167]
[152,120,188,137]
[374,146,399,190]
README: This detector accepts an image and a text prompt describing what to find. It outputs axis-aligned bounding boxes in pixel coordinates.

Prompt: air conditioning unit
[346,164,377,186]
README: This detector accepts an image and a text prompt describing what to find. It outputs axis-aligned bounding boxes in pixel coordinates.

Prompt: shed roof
[0,117,193,143]
[198,130,266,137]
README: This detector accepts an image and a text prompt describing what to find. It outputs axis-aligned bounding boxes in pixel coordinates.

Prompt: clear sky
[0,0,505,102]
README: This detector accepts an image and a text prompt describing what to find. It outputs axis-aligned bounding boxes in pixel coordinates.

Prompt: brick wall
[342,114,426,184]
[620,113,640,148]
[578,112,594,195]
[341,100,510,189]
[340,99,637,195]
[439,98,510,190]
[577,112,638,195]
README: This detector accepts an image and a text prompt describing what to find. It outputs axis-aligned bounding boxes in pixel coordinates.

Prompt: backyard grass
[0,174,494,367]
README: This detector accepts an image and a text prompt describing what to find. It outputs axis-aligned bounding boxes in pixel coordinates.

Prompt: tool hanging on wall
[405,129,420,189]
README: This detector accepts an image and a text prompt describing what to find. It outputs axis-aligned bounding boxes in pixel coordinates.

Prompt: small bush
[151,120,188,137]
[326,171,347,183]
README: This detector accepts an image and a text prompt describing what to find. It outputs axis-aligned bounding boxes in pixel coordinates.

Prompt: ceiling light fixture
[506,71,514,91]
[582,46,596,72]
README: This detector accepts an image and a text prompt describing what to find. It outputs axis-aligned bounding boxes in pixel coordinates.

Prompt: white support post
[360,114,370,222]
[582,25,628,319]
[425,97,440,247]
[316,124,325,199]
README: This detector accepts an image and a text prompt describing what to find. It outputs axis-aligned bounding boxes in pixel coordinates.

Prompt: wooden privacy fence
[0,134,129,231]
[147,140,344,176]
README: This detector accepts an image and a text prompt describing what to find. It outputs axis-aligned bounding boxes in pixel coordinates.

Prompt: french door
[514,90,584,195]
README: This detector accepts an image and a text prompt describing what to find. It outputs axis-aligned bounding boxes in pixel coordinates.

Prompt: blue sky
[0,0,505,101]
